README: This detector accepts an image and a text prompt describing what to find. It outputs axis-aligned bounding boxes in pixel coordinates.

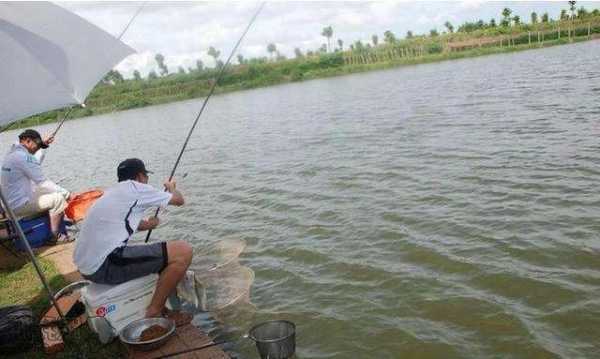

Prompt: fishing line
[145,2,266,243]
[49,1,147,138]
[117,1,146,40]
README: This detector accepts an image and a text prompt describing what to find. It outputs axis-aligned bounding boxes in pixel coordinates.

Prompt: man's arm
[164,180,184,206]
[34,135,54,164]
[20,154,70,198]
[138,217,159,231]
[137,179,183,231]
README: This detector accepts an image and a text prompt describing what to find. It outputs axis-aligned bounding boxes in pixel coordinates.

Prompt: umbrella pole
[0,188,65,322]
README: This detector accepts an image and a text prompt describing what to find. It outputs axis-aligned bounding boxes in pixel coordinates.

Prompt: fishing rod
[49,106,74,138]
[49,1,146,139]
[145,2,266,243]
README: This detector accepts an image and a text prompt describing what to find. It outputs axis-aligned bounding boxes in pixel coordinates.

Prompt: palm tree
[337,39,343,51]
[207,46,221,67]
[569,1,577,18]
[541,13,549,22]
[294,48,303,58]
[133,70,141,81]
[371,34,378,46]
[267,43,277,60]
[502,8,512,27]
[237,54,244,65]
[354,40,364,52]
[513,15,521,26]
[405,30,413,39]
[444,21,454,33]
[196,59,203,72]
[321,26,333,52]
[531,12,538,24]
[154,53,168,76]
[569,0,577,40]
[384,30,396,43]
[430,29,439,37]
[111,70,124,83]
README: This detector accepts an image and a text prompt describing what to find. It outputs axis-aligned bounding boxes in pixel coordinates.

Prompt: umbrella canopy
[0,2,135,126]
[0,1,136,326]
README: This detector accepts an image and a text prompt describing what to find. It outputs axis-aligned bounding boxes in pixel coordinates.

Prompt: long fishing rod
[49,106,74,138]
[145,2,266,243]
[49,1,146,138]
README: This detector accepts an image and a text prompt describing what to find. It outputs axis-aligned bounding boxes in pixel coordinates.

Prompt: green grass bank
[0,258,124,358]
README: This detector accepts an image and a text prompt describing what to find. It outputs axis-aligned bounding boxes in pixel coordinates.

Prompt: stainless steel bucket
[248,320,296,359]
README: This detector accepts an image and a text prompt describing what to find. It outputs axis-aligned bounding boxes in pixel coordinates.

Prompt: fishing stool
[0,207,20,258]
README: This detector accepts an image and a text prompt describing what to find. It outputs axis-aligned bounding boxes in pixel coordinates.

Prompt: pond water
[2,40,600,358]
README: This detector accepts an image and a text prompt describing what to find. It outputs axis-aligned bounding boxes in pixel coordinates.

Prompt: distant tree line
[100,1,599,83]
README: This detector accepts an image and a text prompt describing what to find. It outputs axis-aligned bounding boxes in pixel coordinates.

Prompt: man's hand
[138,217,159,231]
[164,179,177,193]
[165,178,184,206]
[43,135,55,147]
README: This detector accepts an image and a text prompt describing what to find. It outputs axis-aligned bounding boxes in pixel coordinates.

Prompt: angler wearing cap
[73,158,193,323]
[0,129,72,242]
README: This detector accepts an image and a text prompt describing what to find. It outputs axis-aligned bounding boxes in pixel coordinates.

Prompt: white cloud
[459,0,484,10]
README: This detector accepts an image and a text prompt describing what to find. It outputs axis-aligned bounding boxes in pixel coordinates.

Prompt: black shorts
[82,242,168,285]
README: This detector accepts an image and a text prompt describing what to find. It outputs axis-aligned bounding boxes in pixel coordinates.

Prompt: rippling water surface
[3,41,600,358]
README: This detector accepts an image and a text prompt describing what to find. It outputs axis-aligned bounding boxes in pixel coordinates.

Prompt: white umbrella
[0,2,135,323]
[0,2,135,126]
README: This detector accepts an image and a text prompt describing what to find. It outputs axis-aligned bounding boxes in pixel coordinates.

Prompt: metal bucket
[248,320,296,359]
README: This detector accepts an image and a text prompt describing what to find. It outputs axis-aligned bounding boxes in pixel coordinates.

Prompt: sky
[56,1,597,78]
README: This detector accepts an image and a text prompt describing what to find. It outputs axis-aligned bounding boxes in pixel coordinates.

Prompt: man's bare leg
[48,213,63,236]
[146,240,193,318]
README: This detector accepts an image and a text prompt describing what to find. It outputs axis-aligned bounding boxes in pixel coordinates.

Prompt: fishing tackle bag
[0,305,35,353]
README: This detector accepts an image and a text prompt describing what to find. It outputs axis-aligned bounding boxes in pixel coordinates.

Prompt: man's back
[1,144,44,209]
[73,180,171,275]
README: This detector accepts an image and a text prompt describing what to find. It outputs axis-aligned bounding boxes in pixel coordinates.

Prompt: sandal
[47,233,74,245]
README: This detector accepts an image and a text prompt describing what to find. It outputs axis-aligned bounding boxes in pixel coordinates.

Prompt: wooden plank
[174,325,212,359]
[177,324,212,347]
[128,323,229,359]
[40,292,82,354]
[155,333,182,358]
[40,292,80,325]
[128,347,156,359]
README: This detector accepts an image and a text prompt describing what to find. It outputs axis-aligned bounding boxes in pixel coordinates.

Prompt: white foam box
[81,274,158,335]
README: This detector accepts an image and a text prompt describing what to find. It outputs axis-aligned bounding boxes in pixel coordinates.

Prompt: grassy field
[0,257,124,358]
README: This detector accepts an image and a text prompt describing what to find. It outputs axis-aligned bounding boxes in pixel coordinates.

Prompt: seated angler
[0,129,72,242]
[73,158,193,323]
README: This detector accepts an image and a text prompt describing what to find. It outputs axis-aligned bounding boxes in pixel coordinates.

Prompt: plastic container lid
[82,274,158,307]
